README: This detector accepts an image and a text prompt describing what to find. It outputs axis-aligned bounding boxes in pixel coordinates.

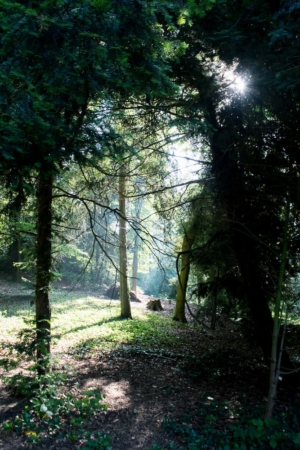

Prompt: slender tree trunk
[8,206,22,282]
[173,233,195,323]
[10,233,21,282]
[35,167,53,375]
[95,240,100,283]
[210,292,217,330]
[131,199,142,293]
[119,164,132,319]
[210,268,219,330]
[131,233,139,293]
[266,197,290,418]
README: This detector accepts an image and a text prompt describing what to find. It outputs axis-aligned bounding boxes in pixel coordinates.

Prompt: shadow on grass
[63,316,193,361]
[51,315,132,341]
[0,294,35,317]
[0,288,119,317]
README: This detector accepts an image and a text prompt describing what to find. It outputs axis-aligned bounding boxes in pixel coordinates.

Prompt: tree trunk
[131,198,142,292]
[173,233,195,323]
[210,268,219,330]
[8,206,22,283]
[119,163,132,319]
[10,233,21,283]
[131,237,139,293]
[147,299,164,311]
[35,167,53,375]
[95,234,100,283]
[266,197,290,418]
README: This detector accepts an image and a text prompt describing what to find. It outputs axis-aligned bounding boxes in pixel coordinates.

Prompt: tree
[118,161,132,319]
[173,232,195,322]
[266,193,291,418]
[165,0,300,383]
[0,0,178,372]
[131,198,143,293]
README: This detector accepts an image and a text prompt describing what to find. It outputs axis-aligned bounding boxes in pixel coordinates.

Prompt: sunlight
[233,76,246,93]
[225,69,247,94]
[172,147,204,182]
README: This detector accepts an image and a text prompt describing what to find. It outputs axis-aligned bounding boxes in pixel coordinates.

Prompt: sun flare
[233,76,246,93]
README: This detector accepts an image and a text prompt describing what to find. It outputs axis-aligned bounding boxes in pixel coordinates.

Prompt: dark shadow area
[51,347,270,449]
[0,294,35,317]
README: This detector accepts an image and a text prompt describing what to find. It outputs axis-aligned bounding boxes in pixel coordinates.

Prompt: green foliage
[81,432,111,450]
[149,445,177,450]
[14,321,36,356]
[70,311,194,361]
[186,0,217,17]
[0,0,177,172]
[3,372,110,448]
[6,368,67,394]
[161,399,300,449]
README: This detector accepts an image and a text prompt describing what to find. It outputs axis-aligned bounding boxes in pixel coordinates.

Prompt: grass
[0,287,190,361]
[50,290,188,355]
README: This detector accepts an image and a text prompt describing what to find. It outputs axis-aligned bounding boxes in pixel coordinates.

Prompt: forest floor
[0,279,300,449]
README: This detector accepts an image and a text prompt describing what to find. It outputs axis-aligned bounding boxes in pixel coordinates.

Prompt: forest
[1,0,300,448]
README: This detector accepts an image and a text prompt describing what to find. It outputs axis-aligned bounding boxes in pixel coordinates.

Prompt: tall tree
[131,198,143,293]
[119,161,132,319]
[0,0,177,371]
[166,0,300,372]
[173,232,195,323]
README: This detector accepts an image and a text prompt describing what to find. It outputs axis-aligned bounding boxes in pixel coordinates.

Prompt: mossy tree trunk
[119,163,132,319]
[173,233,195,323]
[35,166,53,375]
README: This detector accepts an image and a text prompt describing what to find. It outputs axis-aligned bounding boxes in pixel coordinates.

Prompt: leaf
[177,13,186,25]
[25,431,37,437]
[252,418,264,428]
[1,151,14,160]
[264,418,278,428]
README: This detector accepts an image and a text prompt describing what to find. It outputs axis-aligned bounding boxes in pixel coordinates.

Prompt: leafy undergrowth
[152,398,300,450]
[1,281,300,449]
[3,374,110,449]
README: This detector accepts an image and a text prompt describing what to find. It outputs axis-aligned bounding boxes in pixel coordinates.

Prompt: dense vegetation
[1,0,300,448]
